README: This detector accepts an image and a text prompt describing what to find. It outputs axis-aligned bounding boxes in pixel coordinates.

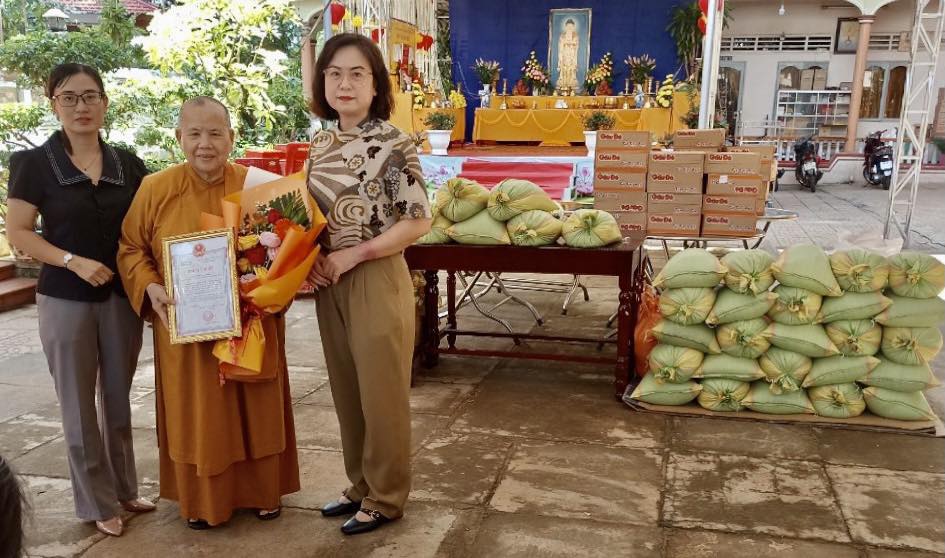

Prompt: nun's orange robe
[117,162,299,525]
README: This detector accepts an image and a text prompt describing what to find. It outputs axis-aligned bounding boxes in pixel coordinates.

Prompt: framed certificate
[161,228,242,344]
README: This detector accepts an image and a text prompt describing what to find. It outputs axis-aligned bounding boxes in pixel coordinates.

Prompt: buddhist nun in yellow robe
[117,97,299,528]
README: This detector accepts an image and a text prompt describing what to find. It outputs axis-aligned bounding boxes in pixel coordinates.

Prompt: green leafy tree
[1,0,50,39]
[0,30,137,88]
[136,0,308,147]
[98,0,139,46]
[0,102,47,151]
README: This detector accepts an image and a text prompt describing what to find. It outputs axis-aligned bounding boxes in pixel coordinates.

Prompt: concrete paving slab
[663,453,850,542]
[865,549,945,558]
[287,364,328,400]
[291,404,343,451]
[0,412,62,459]
[468,512,663,557]
[670,416,822,461]
[21,475,107,557]
[490,441,662,526]
[827,465,945,553]
[411,432,513,506]
[0,384,58,422]
[0,351,54,387]
[813,428,945,473]
[414,355,496,385]
[295,383,333,406]
[664,528,861,558]
[130,393,157,429]
[452,370,667,449]
[408,381,476,416]
[281,448,349,511]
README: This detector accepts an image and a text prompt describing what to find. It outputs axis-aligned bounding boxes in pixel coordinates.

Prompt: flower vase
[531,87,540,96]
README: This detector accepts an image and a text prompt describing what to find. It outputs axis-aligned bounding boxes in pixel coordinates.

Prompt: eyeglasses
[323,68,373,85]
[53,92,106,107]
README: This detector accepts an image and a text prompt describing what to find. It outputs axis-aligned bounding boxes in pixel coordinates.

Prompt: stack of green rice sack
[417,177,622,248]
[630,245,944,422]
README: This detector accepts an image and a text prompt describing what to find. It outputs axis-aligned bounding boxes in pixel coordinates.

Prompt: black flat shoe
[321,499,361,517]
[340,509,391,536]
[187,518,211,530]
[255,507,281,521]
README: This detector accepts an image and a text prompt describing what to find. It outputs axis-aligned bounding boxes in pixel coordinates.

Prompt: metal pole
[698,0,719,129]
[323,0,333,40]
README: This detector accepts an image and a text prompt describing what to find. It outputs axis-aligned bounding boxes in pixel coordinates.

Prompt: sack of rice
[768,286,822,325]
[767,323,840,358]
[629,373,702,406]
[706,289,777,326]
[809,383,866,419]
[829,249,889,293]
[648,344,705,384]
[700,354,765,382]
[660,288,717,325]
[881,326,943,366]
[771,244,842,296]
[743,382,815,414]
[561,209,622,248]
[874,295,945,328]
[816,292,891,323]
[716,318,771,359]
[487,179,559,222]
[652,248,727,289]
[416,213,454,244]
[698,378,750,412]
[825,320,882,356]
[721,250,775,295]
[803,355,880,387]
[446,209,511,245]
[506,210,562,247]
[863,387,936,421]
[435,177,490,222]
[887,252,945,299]
[859,358,940,392]
[652,320,721,354]
[759,347,812,394]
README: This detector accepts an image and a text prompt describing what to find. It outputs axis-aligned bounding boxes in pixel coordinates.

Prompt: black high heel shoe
[321,498,362,517]
[340,508,391,536]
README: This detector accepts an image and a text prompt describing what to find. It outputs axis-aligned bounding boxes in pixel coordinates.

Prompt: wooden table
[405,242,645,399]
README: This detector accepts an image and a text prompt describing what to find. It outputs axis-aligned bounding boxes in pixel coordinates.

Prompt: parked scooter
[793,135,822,192]
[863,129,894,190]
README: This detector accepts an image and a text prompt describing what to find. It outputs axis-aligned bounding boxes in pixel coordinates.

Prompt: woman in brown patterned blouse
[305,33,432,536]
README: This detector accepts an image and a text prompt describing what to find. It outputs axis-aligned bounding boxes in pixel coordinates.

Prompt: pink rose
[259,231,281,248]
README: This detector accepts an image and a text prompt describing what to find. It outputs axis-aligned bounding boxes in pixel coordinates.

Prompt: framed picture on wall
[547,8,591,94]
[835,18,860,54]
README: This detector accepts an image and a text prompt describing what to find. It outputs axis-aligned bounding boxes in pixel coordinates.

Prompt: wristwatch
[63,252,74,268]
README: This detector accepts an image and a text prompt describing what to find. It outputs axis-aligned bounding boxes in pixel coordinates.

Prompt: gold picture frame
[161,228,242,345]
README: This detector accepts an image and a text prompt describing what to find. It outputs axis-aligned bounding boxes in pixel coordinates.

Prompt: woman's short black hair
[0,455,27,558]
[310,33,394,121]
[46,63,106,99]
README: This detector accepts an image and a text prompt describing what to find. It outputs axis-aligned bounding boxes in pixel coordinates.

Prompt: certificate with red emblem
[162,228,242,344]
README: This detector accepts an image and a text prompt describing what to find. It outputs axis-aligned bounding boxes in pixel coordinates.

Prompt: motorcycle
[863,129,894,190]
[793,135,822,192]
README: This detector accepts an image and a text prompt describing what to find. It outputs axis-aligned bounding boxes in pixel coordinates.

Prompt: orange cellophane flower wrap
[210,175,326,382]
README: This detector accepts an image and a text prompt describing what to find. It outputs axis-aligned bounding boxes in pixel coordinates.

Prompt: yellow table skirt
[472,107,673,144]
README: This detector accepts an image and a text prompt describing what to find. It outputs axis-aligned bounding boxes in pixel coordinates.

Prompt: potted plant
[472,58,501,92]
[423,111,456,155]
[582,111,616,156]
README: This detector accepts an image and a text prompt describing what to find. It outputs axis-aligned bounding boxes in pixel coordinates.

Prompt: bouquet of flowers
[412,79,425,110]
[520,51,550,90]
[201,172,326,383]
[626,54,656,86]
[472,58,501,86]
[448,88,467,108]
[656,74,675,108]
[584,52,613,94]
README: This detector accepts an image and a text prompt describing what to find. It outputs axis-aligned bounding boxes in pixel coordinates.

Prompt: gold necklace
[71,150,101,172]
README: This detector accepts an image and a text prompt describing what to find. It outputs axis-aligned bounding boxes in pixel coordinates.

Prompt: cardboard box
[674,128,726,149]
[647,213,701,236]
[647,192,702,215]
[706,174,765,196]
[647,171,704,193]
[596,130,650,149]
[594,189,647,213]
[756,197,767,216]
[701,213,759,237]
[726,145,778,181]
[593,169,646,191]
[702,194,757,215]
[705,152,762,175]
[611,210,648,238]
[595,149,648,171]
[649,151,706,174]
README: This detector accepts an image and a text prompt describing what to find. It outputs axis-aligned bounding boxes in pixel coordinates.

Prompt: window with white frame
[859,62,908,119]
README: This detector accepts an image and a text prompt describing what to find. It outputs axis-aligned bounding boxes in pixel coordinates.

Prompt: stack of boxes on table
[592,128,778,238]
